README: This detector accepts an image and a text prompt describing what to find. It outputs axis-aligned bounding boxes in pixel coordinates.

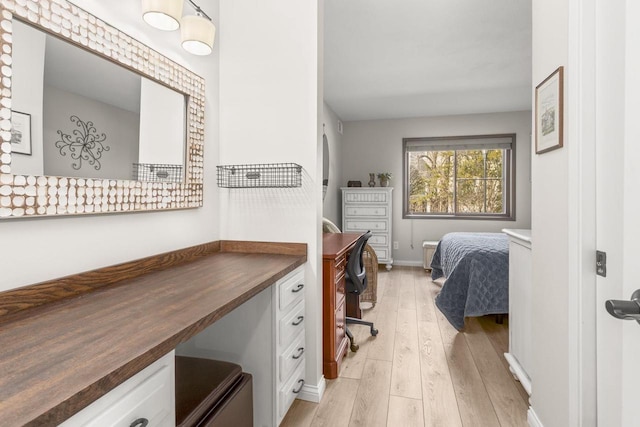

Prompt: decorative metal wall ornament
[55,115,110,170]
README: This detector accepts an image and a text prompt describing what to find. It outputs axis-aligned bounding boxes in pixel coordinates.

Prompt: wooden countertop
[322,233,362,259]
[0,241,306,426]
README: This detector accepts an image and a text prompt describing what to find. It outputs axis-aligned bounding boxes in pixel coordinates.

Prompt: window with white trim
[403,134,515,219]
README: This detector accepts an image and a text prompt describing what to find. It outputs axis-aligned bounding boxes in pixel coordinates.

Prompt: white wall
[217,0,323,400]
[139,78,185,166]
[322,102,343,225]
[340,111,532,264]
[11,20,45,176]
[0,0,220,292]
[531,0,570,425]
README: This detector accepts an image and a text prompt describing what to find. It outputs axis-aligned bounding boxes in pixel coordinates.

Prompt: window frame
[402,133,516,220]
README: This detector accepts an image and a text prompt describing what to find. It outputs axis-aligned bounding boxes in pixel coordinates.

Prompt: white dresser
[177,266,306,426]
[341,187,393,270]
[502,229,532,396]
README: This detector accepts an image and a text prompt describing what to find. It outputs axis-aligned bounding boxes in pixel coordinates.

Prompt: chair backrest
[345,231,372,295]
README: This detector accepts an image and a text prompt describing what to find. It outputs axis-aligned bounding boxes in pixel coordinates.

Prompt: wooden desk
[322,232,361,379]
[0,241,306,426]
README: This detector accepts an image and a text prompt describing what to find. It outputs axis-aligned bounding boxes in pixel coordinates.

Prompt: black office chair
[345,231,378,352]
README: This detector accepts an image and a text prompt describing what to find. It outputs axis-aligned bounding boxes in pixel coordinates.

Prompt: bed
[430,232,509,330]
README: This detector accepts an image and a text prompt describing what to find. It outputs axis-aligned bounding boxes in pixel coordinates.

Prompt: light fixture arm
[186,0,212,21]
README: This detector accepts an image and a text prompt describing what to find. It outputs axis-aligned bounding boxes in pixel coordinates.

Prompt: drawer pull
[292,316,304,326]
[293,379,305,394]
[130,418,149,427]
[292,347,305,359]
[336,323,344,330]
[292,283,304,293]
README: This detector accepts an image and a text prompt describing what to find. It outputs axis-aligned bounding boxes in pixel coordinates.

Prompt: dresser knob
[292,347,305,359]
[130,418,149,427]
[292,315,304,326]
[292,283,304,293]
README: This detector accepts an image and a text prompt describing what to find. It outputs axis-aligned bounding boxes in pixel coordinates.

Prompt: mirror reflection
[10,20,186,183]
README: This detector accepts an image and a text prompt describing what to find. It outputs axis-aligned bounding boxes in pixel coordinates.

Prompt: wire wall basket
[217,163,303,188]
[133,163,183,183]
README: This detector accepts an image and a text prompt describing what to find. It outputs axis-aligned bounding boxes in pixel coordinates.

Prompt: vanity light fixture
[142,0,184,31]
[141,0,216,56]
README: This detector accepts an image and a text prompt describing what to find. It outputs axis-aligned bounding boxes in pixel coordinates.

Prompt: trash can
[175,356,253,427]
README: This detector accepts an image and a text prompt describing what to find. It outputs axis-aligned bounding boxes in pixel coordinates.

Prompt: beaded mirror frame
[0,0,205,219]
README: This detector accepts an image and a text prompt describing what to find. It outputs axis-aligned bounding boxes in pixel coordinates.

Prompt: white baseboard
[297,376,326,403]
[528,407,544,427]
[390,260,424,268]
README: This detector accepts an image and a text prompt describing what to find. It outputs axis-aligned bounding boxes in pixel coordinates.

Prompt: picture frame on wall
[10,111,32,155]
[535,66,564,154]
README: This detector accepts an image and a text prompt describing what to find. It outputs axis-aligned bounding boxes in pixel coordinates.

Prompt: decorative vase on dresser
[341,187,394,270]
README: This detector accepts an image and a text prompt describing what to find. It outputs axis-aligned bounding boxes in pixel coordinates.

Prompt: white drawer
[279,331,305,383]
[369,234,387,246]
[278,268,305,312]
[279,301,305,347]
[344,206,387,217]
[60,351,175,427]
[344,192,389,204]
[344,219,388,232]
[278,364,305,420]
[370,246,389,261]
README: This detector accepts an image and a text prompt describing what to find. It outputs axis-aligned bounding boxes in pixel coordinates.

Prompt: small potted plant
[377,172,392,187]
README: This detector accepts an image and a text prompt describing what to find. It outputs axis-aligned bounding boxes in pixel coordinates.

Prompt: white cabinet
[502,229,532,396]
[60,351,175,427]
[342,187,393,270]
[176,266,305,426]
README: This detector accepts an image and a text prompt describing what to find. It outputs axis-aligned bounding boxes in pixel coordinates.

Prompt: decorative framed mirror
[0,0,205,219]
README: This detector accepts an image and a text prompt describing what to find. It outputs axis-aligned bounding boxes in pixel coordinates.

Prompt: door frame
[566,0,597,425]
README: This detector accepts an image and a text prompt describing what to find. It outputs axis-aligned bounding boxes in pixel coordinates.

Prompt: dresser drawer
[60,352,175,427]
[369,234,388,246]
[344,219,388,232]
[370,246,389,261]
[278,364,305,421]
[344,206,388,217]
[277,268,305,312]
[279,332,305,383]
[343,191,390,204]
[334,300,346,358]
[279,301,305,347]
[335,253,346,282]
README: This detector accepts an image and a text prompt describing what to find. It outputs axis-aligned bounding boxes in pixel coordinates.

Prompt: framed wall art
[10,111,31,155]
[535,66,564,154]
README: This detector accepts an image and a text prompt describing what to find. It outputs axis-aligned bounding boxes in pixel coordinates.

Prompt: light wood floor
[281,266,529,427]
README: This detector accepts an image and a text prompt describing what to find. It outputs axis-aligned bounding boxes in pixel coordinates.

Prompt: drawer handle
[291,283,304,293]
[292,347,305,359]
[292,316,304,326]
[336,323,344,330]
[130,418,149,427]
[293,379,305,394]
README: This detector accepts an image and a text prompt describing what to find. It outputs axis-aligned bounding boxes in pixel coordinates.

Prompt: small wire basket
[133,163,183,183]
[217,163,303,188]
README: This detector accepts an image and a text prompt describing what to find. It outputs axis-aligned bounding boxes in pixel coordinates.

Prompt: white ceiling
[323,0,532,122]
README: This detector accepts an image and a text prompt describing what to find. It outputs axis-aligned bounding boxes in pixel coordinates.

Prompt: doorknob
[605,289,640,324]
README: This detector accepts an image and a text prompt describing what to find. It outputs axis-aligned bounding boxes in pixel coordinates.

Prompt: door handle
[605,289,640,324]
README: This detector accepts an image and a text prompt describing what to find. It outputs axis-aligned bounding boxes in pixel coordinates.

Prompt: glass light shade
[181,15,216,55]
[142,0,184,31]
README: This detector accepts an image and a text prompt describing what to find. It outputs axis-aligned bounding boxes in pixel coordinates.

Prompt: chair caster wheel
[350,343,360,352]
[371,328,378,336]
